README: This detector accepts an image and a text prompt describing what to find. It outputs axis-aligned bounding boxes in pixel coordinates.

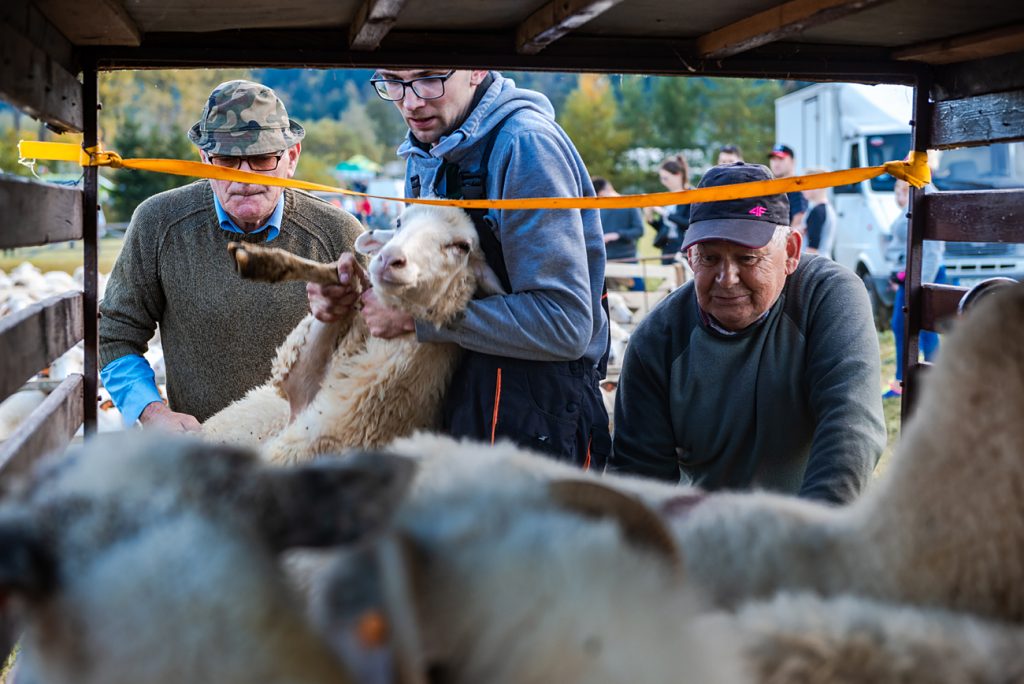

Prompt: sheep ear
[473,259,507,296]
[355,230,395,257]
[0,519,55,599]
[252,451,417,552]
[548,480,681,568]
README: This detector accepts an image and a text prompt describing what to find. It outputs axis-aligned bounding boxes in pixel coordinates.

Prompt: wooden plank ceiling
[25,0,1024,72]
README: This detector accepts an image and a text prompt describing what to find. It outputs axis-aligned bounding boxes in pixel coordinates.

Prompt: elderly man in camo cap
[99,80,363,432]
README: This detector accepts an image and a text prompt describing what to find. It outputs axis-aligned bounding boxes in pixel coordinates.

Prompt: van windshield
[931,143,1024,190]
[866,133,911,192]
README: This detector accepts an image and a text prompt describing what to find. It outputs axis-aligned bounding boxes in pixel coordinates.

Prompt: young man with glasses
[100,80,364,431]
[309,68,611,467]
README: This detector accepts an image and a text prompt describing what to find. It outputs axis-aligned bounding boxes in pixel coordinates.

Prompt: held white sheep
[202,203,503,465]
[0,432,416,684]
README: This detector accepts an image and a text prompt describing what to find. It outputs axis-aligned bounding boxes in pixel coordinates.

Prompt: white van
[775,83,1024,327]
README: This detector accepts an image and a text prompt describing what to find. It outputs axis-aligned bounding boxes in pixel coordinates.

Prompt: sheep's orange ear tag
[357,609,389,648]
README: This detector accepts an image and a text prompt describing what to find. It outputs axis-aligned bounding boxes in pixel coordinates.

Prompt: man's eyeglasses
[370,70,456,102]
[206,153,284,172]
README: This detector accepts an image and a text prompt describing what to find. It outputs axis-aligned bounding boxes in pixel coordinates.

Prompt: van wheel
[861,271,892,332]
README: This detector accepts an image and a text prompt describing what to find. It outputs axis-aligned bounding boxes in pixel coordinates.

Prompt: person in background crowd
[593,176,646,291]
[100,80,363,430]
[883,178,946,399]
[800,174,837,258]
[651,154,691,264]
[611,162,885,505]
[768,144,808,228]
[717,144,744,165]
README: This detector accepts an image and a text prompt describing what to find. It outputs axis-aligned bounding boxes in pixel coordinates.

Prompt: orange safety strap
[17,140,932,210]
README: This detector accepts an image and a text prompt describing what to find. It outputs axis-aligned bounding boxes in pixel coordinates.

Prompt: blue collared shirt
[101,193,285,425]
[213,192,284,241]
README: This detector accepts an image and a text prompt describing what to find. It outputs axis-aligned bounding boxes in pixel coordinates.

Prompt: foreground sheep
[202,203,503,464]
[0,432,419,684]
[384,282,1024,625]
[664,281,1024,620]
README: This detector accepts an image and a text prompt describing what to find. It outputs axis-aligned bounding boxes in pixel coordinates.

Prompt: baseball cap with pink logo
[681,162,790,250]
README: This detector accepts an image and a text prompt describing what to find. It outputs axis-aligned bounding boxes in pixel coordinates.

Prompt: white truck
[775,82,1024,328]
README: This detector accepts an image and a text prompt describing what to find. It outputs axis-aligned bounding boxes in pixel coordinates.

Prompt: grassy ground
[0,238,124,275]
[877,329,902,476]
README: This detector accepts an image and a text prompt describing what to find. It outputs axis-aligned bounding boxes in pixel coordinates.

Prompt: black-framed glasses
[207,153,284,172]
[370,70,456,102]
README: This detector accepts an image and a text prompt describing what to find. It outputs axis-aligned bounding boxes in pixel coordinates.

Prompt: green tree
[700,79,785,165]
[108,117,193,222]
[558,74,630,180]
[649,77,703,151]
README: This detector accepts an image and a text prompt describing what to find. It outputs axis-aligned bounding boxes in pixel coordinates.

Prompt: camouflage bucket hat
[188,80,305,156]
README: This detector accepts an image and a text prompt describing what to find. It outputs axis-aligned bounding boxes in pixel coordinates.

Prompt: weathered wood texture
[0,374,83,479]
[517,0,623,55]
[920,283,967,332]
[0,0,76,73]
[349,0,408,50]
[921,190,1024,243]
[82,58,99,434]
[94,31,913,84]
[931,89,1024,149]
[34,0,141,46]
[894,22,1024,66]
[0,177,83,249]
[933,51,1024,102]
[0,18,83,133]
[696,0,894,59]
[0,292,83,404]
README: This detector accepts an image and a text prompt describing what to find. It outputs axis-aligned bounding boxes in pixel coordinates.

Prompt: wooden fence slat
[0,18,83,133]
[931,89,1024,150]
[0,177,83,249]
[0,373,83,479]
[921,190,1024,243]
[920,283,967,332]
[0,291,83,403]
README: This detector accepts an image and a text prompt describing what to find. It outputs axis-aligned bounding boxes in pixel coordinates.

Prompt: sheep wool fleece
[611,254,886,504]
[99,181,363,422]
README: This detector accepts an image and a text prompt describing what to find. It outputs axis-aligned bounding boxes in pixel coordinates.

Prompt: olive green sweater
[99,181,363,422]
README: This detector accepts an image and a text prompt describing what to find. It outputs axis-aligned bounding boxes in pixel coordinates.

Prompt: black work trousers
[442,351,611,470]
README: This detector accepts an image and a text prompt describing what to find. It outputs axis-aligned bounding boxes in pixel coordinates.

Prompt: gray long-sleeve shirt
[610,255,885,504]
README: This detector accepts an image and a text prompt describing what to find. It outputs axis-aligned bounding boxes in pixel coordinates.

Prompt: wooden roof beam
[349,0,408,51]
[33,0,140,46]
[516,0,623,56]
[697,0,893,60]
[893,23,1024,66]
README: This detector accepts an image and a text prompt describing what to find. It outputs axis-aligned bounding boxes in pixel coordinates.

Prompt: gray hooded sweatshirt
[399,72,608,366]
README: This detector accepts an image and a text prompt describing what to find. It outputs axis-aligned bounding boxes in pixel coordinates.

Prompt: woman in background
[650,155,691,264]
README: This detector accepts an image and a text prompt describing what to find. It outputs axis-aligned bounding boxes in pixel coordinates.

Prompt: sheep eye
[447,241,471,254]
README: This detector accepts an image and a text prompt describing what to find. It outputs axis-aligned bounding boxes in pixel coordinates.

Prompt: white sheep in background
[605,291,634,325]
[203,203,503,465]
[0,390,47,441]
[0,432,417,684]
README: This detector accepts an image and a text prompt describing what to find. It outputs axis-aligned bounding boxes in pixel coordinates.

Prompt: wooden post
[82,52,99,436]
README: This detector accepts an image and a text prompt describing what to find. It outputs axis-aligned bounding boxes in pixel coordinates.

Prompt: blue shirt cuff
[99,354,164,426]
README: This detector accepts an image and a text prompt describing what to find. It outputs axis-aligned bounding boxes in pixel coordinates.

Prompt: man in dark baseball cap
[610,161,885,506]
[768,144,808,225]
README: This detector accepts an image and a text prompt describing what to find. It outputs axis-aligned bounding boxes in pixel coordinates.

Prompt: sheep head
[356,203,505,326]
[0,433,416,684]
